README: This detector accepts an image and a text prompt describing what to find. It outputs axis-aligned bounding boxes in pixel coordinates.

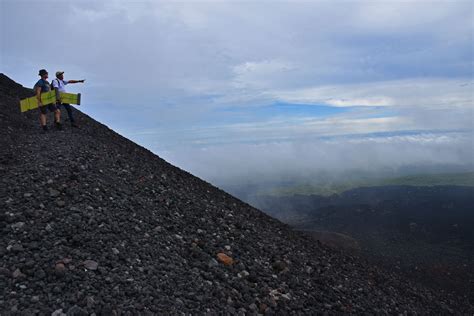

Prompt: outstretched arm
[67,80,85,84]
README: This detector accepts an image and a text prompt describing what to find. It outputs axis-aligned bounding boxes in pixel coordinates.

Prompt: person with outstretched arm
[35,69,62,131]
[52,71,85,128]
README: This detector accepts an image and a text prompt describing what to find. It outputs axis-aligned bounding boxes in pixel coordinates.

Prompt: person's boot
[71,122,79,128]
[54,121,63,130]
[42,125,48,132]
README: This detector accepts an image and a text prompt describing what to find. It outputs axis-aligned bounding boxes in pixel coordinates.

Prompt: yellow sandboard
[20,91,81,113]
[59,92,81,105]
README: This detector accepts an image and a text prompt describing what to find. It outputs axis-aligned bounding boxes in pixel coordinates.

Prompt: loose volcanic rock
[272,260,288,272]
[49,188,61,198]
[54,263,66,277]
[82,260,98,270]
[217,253,234,266]
[12,268,26,279]
[0,73,472,314]
[0,267,11,277]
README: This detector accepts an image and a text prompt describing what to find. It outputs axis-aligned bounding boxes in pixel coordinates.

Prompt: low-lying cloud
[156,131,474,185]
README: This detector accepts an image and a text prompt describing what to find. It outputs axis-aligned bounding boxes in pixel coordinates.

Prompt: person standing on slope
[52,71,85,128]
[35,69,62,131]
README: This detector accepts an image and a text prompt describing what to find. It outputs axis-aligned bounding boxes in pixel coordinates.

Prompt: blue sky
[1,0,473,182]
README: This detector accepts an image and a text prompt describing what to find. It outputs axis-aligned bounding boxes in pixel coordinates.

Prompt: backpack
[50,79,63,103]
[51,79,60,91]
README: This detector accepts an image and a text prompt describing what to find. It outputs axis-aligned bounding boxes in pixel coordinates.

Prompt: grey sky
[1,0,473,182]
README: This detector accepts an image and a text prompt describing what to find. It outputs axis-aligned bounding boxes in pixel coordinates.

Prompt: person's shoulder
[34,79,44,87]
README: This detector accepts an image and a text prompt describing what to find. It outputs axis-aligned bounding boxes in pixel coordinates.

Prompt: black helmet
[38,69,48,76]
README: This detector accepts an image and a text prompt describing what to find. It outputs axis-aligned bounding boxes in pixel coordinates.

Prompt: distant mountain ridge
[257,172,474,197]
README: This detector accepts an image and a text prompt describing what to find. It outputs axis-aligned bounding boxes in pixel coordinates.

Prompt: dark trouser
[39,103,58,115]
[59,103,75,123]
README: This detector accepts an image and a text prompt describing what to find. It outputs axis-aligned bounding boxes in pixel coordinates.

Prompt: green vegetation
[259,172,474,197]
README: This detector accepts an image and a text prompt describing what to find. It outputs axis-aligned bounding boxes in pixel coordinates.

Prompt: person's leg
[40,113,47,127]
[53,106,62,130]
[54,109,61,123]
[63,103,75,123]
[39,107,47,130]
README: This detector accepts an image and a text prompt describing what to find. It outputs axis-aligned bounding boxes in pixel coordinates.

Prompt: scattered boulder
[83,260,98,270]
[55,263,66,277]
[66,305,88,316]
[237,270,250,278]
[11,222,25,230]
[12,268,26,279]
[272,260,287,272]
[8,243,24,253]
[51,309,66,316]
[0,267,11,276]
[217,253,234,266]
[49,188,61,198]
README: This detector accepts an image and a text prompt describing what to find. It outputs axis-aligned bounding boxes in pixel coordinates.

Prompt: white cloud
[270,78,473,108]
[231,60,297,89]
[159,131,474,183]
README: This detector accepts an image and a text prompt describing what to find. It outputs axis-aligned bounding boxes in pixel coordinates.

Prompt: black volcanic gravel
[0,73,472,315]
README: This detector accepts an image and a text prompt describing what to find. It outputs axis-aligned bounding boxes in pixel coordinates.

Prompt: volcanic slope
[0,74,471,314]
